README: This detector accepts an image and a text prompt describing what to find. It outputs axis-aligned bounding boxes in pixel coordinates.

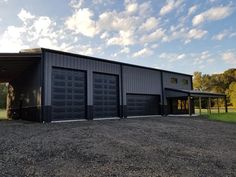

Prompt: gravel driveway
[0,116,235,177]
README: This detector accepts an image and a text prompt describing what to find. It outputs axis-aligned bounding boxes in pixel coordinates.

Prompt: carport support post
[224,95,228,113]
[199,97,201,115]
[188,95,191,116]
[208,97,211,114]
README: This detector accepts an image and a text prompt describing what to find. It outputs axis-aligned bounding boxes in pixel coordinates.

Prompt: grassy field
[0,109,7,120]
[195,108,236,123]
[206,113,236,123]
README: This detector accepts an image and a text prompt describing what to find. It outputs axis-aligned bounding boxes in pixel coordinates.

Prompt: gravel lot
[0,116,236,177]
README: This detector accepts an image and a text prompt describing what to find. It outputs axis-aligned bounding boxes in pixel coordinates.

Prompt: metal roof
[165,88,225,98]
[20,48,193,77]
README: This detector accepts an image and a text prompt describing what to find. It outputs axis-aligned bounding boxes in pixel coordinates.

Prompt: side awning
[165,88,227,115]
[165,88,225,98]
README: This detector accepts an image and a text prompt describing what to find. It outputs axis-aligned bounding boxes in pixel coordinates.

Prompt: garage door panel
[93,73,119,118]
[127,94,160,116]
[51,68,86,121]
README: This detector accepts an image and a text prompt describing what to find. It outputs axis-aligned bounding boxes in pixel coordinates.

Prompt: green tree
[228,82,236,108]
[0,83,8,109]
[193,72,202,90]
[193,69,236,107]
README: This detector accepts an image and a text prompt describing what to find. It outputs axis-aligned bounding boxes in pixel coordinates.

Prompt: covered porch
[165,88,227,116]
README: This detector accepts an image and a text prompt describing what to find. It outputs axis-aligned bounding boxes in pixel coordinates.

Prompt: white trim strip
[167,114,199,117]
[93,117,120,121]
[51,119,88,123]
[127,115,162,119]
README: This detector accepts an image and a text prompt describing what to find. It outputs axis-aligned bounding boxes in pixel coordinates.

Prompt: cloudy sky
[0,0,235,74]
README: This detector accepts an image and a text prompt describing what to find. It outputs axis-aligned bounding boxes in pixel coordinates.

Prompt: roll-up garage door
[127,94,160,116]
[51,68,86,121]
[93,73,119,118]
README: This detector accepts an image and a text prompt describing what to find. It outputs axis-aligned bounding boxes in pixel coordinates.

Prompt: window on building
[171,78,178,84]
[182,79,188,85]
[177,99,188,111]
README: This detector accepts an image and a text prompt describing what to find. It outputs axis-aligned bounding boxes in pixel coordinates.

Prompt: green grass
[0,109,7,120]
[207,113,236,123]
[195,108,236,123]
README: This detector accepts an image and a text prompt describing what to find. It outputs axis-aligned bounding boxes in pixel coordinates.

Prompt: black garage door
[93,73,119,118]
[51,68,86,121]
[127,94,160,116]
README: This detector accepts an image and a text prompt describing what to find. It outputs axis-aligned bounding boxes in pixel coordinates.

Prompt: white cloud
[140,28,165,43]
[139,17,159,32]
[65,8,97,37]
[151,43,159,49]
[120,47,130,54]
[133,48,153,58]
[230,32,236,38]
[159,52,186,62]
[222,51,236,64]
[17,9,35,24]
[212,30,228,40]
[0,26,28,52]
[212,30,236,40]
[100,32,109,39]
[192,6,234,26]
[125,1,138,14]
[37,37,59,49]
[177,53,186,59]
[188,28,208,39]
[0,8,64,52]
[192,51,213,66]
[33,17,54,37]
[163,27,207,44]
[160,0,183,16]
[139,1,152,15]
[0,0,8,3]
[69,0,84,9]
[98,11,139,32]
[107,30,134,46]
[188,5,198,16]
[162,27,187,42]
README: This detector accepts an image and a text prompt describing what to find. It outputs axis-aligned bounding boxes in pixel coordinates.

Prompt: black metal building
[0,48,226,122]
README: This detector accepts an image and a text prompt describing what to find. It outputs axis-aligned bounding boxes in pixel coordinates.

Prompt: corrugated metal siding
[44,52,121,106]
[162,72,192,105]
[162,72,192,90]
[123,66,162,104]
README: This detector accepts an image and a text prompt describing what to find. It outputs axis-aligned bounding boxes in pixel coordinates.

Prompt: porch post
[199,97,201,115]
[208,97,211,114]
[217,98,220,114]
[188,94,191,116]
[224,95,228,113]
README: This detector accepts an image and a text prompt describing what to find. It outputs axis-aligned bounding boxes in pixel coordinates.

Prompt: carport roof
[165,88,225,98]
[0,53,41,82]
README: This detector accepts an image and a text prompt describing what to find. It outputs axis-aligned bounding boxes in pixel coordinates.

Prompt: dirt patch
[0,117,236,177]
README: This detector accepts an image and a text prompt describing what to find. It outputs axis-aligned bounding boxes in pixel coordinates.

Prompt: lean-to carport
[0,53,42,121]
[165,88,227,116]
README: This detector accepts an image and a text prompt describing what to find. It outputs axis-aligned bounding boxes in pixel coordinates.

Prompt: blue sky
[0,0,235,74]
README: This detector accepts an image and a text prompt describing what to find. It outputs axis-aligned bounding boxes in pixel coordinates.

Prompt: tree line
[193,68,236,108]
